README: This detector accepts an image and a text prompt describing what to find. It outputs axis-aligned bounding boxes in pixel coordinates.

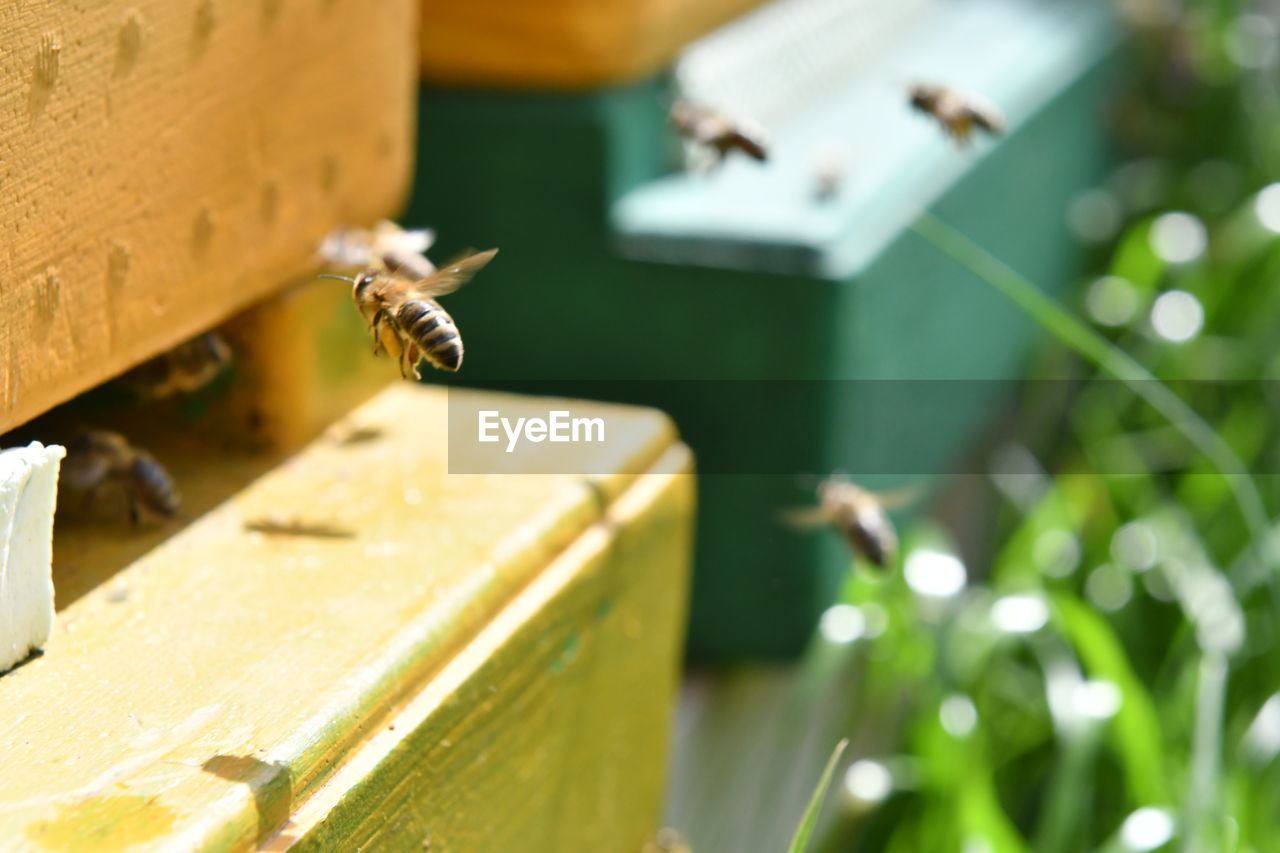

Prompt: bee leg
[122,482,142,527]
[395,343,409,379]
[370,311,388,355]
[404,345,423,380]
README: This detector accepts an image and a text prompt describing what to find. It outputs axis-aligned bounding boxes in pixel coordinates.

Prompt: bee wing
[669,99,700,132]
[318,227,374,267]
[932,90,968,123]
[777,505,829,530]
[380,250,436,281]
[964,102,1005,134]
[873,483,924,512]
[410,248,499,298]
[372,220,436,256]
[396,228,436,255]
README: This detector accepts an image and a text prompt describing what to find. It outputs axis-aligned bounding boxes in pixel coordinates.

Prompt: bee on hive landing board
[59,429,180,525]
[318,220,436,280]
[781,474,916,569]
[669,99,770,165]
[908,84,1005,146]
[116,332,232,399]
[321,248,498,378]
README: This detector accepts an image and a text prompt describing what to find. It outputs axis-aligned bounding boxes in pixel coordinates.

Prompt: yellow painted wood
[280,444,693,852]
[0,383,692,852]
[0,0,418,434]
[420,0,768,89]
[216,278,397,452]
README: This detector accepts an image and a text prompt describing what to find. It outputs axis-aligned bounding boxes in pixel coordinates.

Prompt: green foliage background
[775,3,1280,851]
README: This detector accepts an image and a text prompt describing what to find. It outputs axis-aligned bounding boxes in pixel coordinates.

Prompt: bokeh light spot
[1112,521,1158,571]
[939,694,978,737]
[1074,680,1123,720]
[843,759,893,806]
[819,604,864,644]
[1149,212,1206,263]
[1086,563,1133,612]
[1120,807,1175,851]
[1086,275,1140,327]
[1067,188,1122,243]
[904,549,966,599]
[1255,183,1280,233]
[991,594,1049,634]
[1151,290,1203,343]
[1226,14,1278,69]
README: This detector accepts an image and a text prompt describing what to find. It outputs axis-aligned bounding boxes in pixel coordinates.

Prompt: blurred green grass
[668,3,1280,850]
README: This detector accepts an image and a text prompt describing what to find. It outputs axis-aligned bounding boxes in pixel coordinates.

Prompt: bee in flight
[322,248,498,378]
[908,84,1005,147]
[669,99,769,165]
[318,220,437,281]
[781,474,916,569]
[59,429,180,525]
[116,332,232,399]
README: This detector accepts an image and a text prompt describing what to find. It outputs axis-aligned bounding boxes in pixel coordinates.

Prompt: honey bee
[323,249,497,378]
[782,474,914,568]
[116,332,232,399]
[670,99,769,165]
[318,220,436,280]
[908,84,1005,146]
[59,429,180,525]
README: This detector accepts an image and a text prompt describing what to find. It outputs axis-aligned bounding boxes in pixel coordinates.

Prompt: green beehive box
[406,0,1123,658]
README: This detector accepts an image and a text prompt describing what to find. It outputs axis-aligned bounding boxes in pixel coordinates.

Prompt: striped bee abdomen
[397,298,463,372]
[129,454,180,518]
[843,519,891,568]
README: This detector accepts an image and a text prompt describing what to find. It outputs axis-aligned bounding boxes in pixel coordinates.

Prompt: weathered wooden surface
[420,0,767,88]
[282,442,693,852]
[0,383,691,852]
[0,0,418,434]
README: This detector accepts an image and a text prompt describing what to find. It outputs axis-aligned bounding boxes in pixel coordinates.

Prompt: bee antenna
[315,273,356,283]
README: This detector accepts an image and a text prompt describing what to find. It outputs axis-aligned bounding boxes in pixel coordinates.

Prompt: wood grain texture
[0,383,691,852]
[0,0,418,434]
[420,0,768,89]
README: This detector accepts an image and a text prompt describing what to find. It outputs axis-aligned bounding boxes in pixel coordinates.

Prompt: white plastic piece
[0,442,65,672]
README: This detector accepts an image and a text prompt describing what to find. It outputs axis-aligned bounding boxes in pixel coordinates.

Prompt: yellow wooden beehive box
[0,0,414,432]
[0,2,695,849]
[419,0,768,88]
